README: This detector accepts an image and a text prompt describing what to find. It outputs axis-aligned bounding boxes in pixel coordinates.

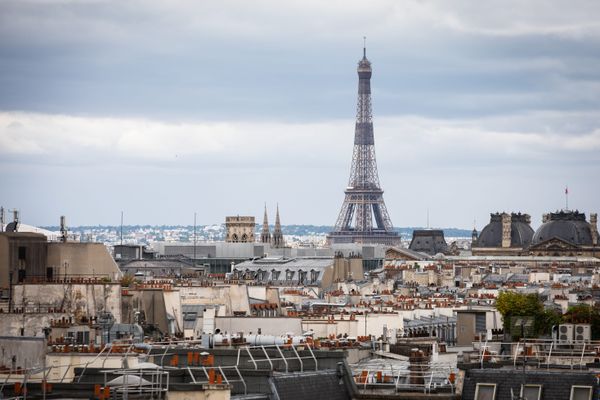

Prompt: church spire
[260,203,271,244]
[272,203,284,248]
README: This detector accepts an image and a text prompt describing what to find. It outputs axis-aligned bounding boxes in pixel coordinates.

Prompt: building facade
[225,216,255,243]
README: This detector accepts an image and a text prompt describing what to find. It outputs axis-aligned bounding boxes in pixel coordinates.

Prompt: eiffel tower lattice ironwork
[327,46,400,246]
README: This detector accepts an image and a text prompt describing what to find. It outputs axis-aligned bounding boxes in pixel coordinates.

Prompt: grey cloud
[1,1,599,227]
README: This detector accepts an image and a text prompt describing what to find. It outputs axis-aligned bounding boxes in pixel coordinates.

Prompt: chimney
[60,216,68,243]
[12,209,19,232]
[501,213,511,248]
[591,213,598,246]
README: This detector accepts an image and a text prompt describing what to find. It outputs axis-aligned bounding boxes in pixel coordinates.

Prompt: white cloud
[1,110,598,227]
[1,111,599,167]
[1,1,599,226]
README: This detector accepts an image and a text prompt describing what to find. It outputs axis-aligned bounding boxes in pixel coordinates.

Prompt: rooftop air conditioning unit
[559,324,574,343]
[574,324,591,343]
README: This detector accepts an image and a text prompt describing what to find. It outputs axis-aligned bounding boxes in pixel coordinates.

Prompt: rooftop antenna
[120,211,123,246]
[565,186,569,211]
[363,36,367,58]
[193,212,197,266]
[60,215,68,243]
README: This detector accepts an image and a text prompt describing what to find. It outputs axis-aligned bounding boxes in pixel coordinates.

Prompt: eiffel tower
[327,46,400,246]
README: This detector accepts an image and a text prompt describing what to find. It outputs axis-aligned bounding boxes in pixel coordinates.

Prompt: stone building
[231,254,363,290]
[225,215,255,243]
[529,210,599,257]
[472,212,534,256]
[0,231,121,287]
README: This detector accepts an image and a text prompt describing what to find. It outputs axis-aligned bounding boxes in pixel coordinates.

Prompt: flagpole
[565,186,569,211]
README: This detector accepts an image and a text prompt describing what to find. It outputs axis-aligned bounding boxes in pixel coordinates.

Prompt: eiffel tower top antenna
[363,36,366,58]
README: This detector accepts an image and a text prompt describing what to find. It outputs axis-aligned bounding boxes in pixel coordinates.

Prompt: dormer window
[271,270,281,281]
[310,269,319,283]
[298,270,307,284]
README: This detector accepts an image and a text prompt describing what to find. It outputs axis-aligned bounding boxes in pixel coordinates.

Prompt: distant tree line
[40,224,474,237]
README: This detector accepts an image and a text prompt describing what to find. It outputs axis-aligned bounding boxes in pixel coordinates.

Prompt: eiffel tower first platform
[327,46,400,246]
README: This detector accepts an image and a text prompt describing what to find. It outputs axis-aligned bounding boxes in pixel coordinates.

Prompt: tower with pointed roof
[260,204,271,244]
[272,204,284,248]
[327,44,400,246]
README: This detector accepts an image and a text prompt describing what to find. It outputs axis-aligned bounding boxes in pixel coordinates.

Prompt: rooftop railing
[470,338,600,369]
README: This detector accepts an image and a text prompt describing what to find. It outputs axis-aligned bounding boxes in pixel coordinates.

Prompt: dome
[532,210,593,246]
[409,229,448,255]
[474,212,534,248]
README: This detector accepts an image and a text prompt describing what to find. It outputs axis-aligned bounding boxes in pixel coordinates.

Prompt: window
[475,313,486,334]
[570,386,592,400]
[18,246,26,260]
[271,270,281,281]
[521,384,541,400]
[184,312,197,321]
[474,383,496,400]
[286,270,294,281]
[310,270,319,283]
[298,270,307,284]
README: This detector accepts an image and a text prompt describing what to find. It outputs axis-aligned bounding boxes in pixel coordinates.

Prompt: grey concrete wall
[47,242,121,279]
[0,312,70,337]
[456,313,476,346]
[180,285,250,316]
[0,336,46,371]
[11,283,122,322]
[0,233,48,287]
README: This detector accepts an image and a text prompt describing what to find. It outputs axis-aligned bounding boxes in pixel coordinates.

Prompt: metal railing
[352,366,457,394]
[101,367,169,400]
[471,338,600,369]
[235,343,319,373]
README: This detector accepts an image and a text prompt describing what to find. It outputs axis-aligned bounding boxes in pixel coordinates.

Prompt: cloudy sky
[1,0,599,230]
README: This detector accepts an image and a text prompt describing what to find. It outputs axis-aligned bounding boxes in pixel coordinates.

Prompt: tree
[496,291,547,339]
[563,304,600,339]
[563,304,594,323]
